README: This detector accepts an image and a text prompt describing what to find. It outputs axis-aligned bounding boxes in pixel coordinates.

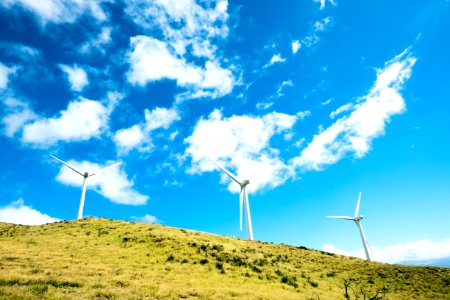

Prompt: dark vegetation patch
[0,278,82,288]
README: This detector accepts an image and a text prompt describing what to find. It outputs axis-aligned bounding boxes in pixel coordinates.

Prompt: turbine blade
[207,158,241,185]
[89,162,122,177]
[326,216,354,220]
[50,155,83,176]
[239,188,243,231]
[356,221,371,261]
[355,192,362,217]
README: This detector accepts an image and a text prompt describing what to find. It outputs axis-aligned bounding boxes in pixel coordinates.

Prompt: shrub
[308,279,319,288]
[166,255,175,262]
[281,276,298,288]
[199,259,209,265]
[212,244,224,251]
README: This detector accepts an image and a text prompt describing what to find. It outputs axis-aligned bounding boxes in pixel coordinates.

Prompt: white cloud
[59,64,89,92]
[80,26,112,54]
[266,54,286,67]
[329,103,353,119]
[0,199,59,225]
[2,98,37,137]
[291,40,301,54]
[1,0,108,24]
[321,98,332,106]
[20,97,109,147]
[302,17,332,48]
[113,106,180,154]
[301,35,320,48]
[0,62,15,89]
[55,159,148,205]
[276,80,293,97]
[131,214,158,224]
[313,0,336,10]
[125,0,234,99]
[313,17,331,32]
[293,48,416,171]
[113,125,147,154]
[322,239,450,265]
[127,36,233,99]
[144,106,181,131]
[256,102,274,110]
[185,109,299,193]
[125,0,229,58]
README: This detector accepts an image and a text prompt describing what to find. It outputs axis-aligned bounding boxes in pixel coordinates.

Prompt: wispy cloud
[0,199,59,225]
[302,17,332,48]
[312,0,337,10]
[125,0,234,100]
[0,0,108,25]
[0,62,15,89]
[293,48,416,171]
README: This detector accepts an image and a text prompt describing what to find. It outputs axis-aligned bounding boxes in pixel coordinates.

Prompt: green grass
[0,218,449,299]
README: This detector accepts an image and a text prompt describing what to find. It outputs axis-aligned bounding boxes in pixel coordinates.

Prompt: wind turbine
[208,159,254,240]
[50,155,122,220]
[327,192,371,261]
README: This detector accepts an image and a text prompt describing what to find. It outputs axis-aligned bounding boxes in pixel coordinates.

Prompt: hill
[0,218,449,299]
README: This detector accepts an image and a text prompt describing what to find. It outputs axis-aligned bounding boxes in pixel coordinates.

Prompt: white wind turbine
[327,192,371,261]
[50,155,122,220]
[208,159,254,240]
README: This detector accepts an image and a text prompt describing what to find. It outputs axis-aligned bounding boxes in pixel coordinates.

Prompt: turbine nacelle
[240,179,250,187]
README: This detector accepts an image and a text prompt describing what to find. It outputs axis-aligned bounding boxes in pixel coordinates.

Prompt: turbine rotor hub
[241,180,250,187]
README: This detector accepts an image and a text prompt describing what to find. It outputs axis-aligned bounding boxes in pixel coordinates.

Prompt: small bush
[308,279,319,288]
[212,244,224,251]
[166,255,175,262]
[281,276,298,288]
[199,259,209,265]
[215,262,223,270]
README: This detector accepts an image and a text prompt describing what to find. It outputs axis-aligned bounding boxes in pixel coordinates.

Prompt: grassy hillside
[0,218,449,299]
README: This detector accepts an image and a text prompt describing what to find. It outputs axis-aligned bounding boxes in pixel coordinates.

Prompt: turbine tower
[208,159,254,240]
[327,192,371,261]
[50,155,122,220]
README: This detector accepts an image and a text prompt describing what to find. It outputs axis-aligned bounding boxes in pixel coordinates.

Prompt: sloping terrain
[0,218,449,299]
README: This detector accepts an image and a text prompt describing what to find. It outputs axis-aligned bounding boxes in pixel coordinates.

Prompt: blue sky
[1,0,450,266]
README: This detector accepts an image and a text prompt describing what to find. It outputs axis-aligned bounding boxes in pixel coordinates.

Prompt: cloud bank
[322,238,450,265]
[0,199,59,225]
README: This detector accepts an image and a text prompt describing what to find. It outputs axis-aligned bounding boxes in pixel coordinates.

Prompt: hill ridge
[1,218,449,299]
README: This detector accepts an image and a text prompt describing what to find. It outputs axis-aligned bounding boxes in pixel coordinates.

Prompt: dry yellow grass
[0,218,449,299]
